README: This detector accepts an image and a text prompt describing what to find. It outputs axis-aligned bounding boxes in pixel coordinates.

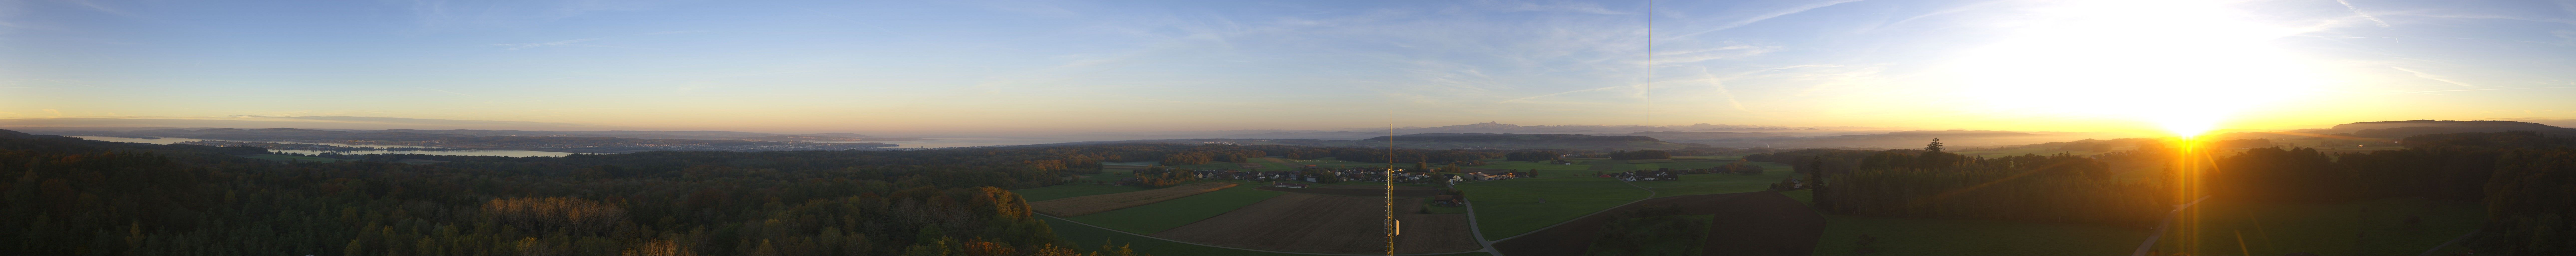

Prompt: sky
[2,0,2573,136]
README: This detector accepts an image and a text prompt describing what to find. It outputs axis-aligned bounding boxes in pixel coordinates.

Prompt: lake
[68,136,581,157]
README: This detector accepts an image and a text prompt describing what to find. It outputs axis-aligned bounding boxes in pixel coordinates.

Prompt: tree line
[1606,150,1671,160]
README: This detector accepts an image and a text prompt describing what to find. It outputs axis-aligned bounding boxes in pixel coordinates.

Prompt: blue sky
[3,0,2573,135]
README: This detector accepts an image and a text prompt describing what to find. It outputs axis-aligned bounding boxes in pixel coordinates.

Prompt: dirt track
[1152,194,1481,254]
[1491,191,1825,256]
[1255,184,1441,197]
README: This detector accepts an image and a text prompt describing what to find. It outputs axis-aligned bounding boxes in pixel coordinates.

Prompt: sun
[1946,0,2322,137]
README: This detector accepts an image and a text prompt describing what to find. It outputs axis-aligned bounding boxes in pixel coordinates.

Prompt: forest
[0,129,1232,256]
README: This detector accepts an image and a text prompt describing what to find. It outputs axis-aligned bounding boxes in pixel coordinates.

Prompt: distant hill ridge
[1363,133,1663,142]
[2293,120,2576,138]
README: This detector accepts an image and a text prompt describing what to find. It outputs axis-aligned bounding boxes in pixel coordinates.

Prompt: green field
[1635,168,1794,198]
[1585,214,1715,256]
[1041,216,1494,256]
[2147,197,2484,256]
[1458,178,1651,238]
[1473,158,1771,178]
[1160,162,1251,170]
[1671,156,1749,161]
[1260,157,1379,168]
[1625,159,1744,171]
[1068,182,1285,234]
[1107,157,1382,172]
[1473,160,1610,177]
[1421,200,1469,214]
[1015,183,1151,202]
[1782,189,1813,206]
[1812,215,2149,256]
[237,154,345,162]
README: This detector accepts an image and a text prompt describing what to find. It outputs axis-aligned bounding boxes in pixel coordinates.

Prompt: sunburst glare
[1948,0,2325,137]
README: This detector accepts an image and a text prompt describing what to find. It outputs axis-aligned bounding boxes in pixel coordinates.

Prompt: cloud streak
[1499,84,1636,103]
[2391,67,2476,87]
[493,38,600,50]
[639,30,707,35]
[1668,0,1868,38]
[2334,0,2390,27]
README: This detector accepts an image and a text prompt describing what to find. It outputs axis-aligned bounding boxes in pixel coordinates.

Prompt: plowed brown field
[1151,193,1481,254]
[1030,182,1235,217]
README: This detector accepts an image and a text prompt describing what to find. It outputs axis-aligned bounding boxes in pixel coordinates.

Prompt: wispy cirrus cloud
[399,0,661,29]
[493,38,599,50]
[2391,67,2476,87]
[1477,0,1628,15]
[1667,0,1869,38]
[2334,0,2390,27]
[639,30,706,35]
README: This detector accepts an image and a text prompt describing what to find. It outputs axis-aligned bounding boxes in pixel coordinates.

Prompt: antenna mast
[1384,112,1397,256]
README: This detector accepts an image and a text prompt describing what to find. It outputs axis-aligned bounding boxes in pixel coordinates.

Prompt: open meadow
[1153,194,1481,254]
[1582,214,1714,256]
[1473,157,1774,178]
[1638,168,1794,198]
[1042,216,1494,256]
[1456,177,1651,238]
[1066,182,1285,234]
